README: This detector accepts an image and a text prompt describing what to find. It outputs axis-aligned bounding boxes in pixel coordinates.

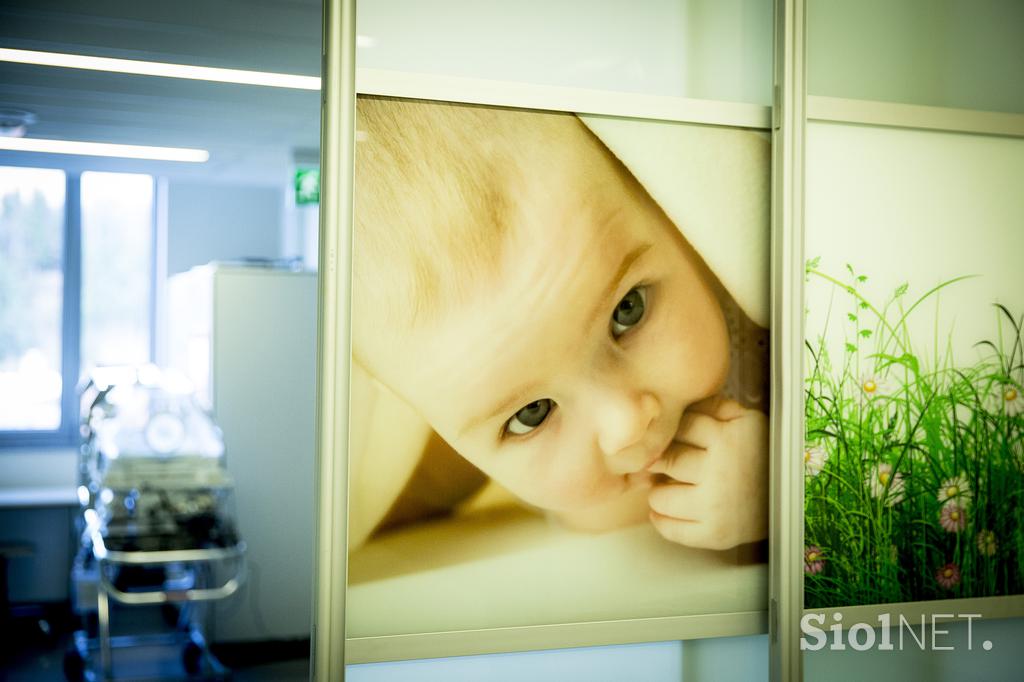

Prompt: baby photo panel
[346,95,773,641]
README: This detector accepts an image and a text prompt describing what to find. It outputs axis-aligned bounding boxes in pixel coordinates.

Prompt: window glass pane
[0,166,66,431]
[80,171,154,374]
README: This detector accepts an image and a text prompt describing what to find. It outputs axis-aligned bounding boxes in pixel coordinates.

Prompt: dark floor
[2,604,310,681]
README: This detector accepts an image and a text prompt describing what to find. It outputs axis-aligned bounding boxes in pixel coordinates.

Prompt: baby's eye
[506,399,554,436]
[610,286,647,338]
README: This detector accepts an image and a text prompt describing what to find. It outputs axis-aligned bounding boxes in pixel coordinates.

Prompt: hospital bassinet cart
[65,367,246,681]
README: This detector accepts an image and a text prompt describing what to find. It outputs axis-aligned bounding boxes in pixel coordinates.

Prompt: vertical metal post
[152,176,170,366]
[61,173,82,443]
[769,0,806,680]
[312,0,356,679]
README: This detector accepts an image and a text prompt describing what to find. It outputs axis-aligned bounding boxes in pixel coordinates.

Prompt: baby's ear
[686,395,747,421]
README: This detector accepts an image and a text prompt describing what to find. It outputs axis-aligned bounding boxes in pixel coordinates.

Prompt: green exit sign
[295,168,320,205]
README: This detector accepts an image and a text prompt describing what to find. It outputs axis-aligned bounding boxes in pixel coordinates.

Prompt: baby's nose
[595,390,660,469]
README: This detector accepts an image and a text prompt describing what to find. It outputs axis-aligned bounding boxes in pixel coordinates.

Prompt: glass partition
[808,0,1024,113]
[0,1,321,679]
[329,0,779,669]
[357,0,773,104]
[802,0,1024,648]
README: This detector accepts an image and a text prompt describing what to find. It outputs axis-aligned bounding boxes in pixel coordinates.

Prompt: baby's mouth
[642,452,663,473]
[624,435,676,489]
[625,470,655,489]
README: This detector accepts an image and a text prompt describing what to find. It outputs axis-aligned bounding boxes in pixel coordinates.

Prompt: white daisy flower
[804,444,829,477]
[867,462,905,505]
[999,384,1024,416]
[858,372,890,399]
[937,474,972,508]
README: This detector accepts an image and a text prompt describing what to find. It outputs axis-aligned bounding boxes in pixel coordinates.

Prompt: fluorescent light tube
[0,137,209,162]
[0,47,321,90]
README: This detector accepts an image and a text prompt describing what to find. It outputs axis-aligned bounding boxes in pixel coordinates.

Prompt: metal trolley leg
[97,589,112,679]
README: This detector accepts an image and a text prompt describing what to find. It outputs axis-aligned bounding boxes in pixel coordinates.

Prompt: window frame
[0,167,157,450]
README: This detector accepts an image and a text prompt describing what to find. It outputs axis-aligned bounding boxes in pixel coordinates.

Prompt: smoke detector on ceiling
[0,109,38,138]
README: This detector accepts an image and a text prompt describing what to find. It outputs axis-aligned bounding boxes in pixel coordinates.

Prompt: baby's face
[369,119,729,526]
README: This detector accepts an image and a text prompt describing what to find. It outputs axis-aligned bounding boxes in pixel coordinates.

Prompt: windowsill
[0,486,79,508]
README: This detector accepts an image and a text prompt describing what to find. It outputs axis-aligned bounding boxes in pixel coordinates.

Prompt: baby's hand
[647,396,768,550]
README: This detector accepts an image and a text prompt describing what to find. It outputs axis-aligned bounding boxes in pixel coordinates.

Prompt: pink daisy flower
[804,545,825,574]
[935,563,961,590]
[939,502,968,533]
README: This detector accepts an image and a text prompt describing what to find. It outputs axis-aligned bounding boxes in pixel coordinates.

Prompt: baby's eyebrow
[456,242,652,439]
[582,242,652,332]
[458,382,541,440]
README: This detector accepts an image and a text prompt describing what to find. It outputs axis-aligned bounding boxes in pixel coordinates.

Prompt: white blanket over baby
[580,114,771,329]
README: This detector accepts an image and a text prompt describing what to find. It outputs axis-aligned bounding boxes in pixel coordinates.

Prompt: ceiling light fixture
[0,47,321,90]
[0,136,209,162]
[0,108,37,138]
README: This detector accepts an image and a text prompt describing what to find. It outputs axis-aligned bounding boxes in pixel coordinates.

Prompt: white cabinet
[168,264,316,643]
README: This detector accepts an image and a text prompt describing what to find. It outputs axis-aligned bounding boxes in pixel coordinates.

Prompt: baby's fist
[647,397,768,550]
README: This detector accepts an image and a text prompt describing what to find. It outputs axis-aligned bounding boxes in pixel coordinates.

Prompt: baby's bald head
[353,97,605,378]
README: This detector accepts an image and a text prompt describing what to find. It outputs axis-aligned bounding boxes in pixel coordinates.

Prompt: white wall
[166,181,285,276]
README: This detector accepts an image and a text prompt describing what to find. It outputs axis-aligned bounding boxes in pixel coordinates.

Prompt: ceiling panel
[0,0,322,74]
[0,0,322,184]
